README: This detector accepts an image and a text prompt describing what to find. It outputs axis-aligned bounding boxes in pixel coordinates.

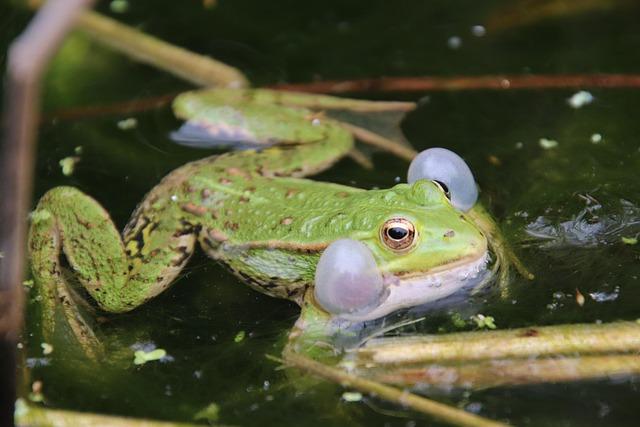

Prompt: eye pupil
[433,180,450,198]
[380,218,416,252]
[387,227,408,240]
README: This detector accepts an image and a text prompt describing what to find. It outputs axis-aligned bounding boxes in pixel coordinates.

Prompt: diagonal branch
[0,1,96,425]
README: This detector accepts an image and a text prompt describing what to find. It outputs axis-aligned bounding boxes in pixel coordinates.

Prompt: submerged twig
[369,354,640,389]
[277,353,509,427]
[43,93,179,122]
[14,400,208,427]
[0,0,96,425]
[75,11,248,88]
[271,74,640,94]
[28,0,248,88]
[44,72,640,122]
[353,321,640,365]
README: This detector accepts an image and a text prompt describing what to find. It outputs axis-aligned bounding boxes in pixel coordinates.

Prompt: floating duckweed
[539,138,558,149]
[591,133,603,144]
[471,314,496,329]
[341,391,363,402]
[622,236,638,245]
[22,279,33,288]
[117,117,138,130]
[59,156,80,176]
[450,312,467,329]
[234,330,246,343]
[40,343,53,355]
[133,348,167,365]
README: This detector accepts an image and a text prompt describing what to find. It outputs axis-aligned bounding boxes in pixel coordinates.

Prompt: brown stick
[270,74,640,94]
[369,354,640,389]
[43,72,640,122]
[352,321,640,366]
[0,1,96,425]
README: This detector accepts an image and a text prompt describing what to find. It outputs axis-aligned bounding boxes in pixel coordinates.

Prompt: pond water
[3,0,640,426]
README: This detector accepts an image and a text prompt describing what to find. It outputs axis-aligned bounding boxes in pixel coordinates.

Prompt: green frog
[28,88,529,358]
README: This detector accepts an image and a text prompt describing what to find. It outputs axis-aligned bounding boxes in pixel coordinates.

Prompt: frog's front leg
[28,186,196,357]
[466,204,534,299]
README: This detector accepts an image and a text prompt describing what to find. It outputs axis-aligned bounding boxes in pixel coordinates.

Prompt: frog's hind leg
[28,186,197,358]
[29,192,109,358]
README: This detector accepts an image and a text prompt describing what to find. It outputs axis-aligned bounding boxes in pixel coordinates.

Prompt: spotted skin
[27,88,492,356]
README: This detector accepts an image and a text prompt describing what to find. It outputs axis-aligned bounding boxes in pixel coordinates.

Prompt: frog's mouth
[340,251,489,322]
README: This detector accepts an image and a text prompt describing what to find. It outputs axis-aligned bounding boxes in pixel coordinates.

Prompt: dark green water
[3,0,640,425]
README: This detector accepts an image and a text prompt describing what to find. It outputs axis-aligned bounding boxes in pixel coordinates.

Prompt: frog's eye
[380,218,416,252]
[314,239,386,316]
[407,147,478,212]
[431,180,451,200]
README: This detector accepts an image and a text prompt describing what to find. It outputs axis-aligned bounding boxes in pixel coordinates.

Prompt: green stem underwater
[14,400,212,427]
[278,353,510,427]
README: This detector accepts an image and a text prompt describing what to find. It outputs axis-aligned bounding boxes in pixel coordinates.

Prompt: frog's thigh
[29,187,130,311]
[29,186,196,313]
[122,210,197,308]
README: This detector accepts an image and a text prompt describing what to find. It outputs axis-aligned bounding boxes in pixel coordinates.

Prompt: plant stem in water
[279,352,509,427]
[75,11,248,88]
[353,321,640,365]
[367,354,640,389]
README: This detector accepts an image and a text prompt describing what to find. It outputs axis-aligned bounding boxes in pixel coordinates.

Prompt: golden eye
[380,218,416,252]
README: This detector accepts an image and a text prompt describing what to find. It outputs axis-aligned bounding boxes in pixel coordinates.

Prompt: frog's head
[314,148,489,321]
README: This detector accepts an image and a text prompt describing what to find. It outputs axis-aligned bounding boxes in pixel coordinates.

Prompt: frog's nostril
[314,239,385,316]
